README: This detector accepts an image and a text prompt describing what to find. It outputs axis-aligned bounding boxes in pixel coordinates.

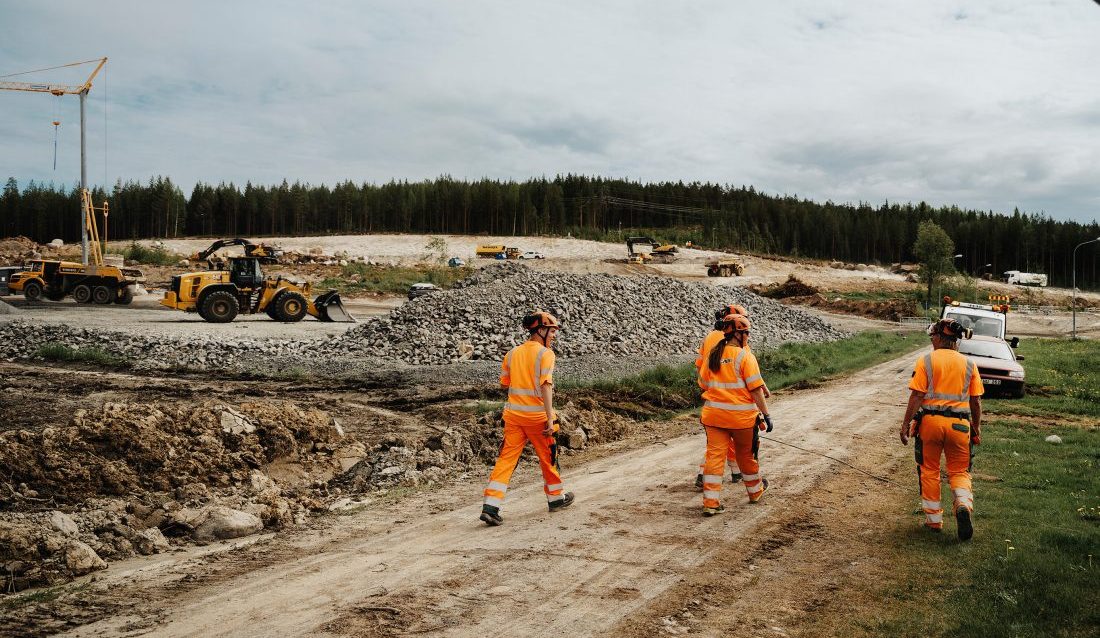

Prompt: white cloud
[1,0,1097,222]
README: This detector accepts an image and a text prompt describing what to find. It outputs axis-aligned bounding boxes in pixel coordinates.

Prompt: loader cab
[229,257,264,289]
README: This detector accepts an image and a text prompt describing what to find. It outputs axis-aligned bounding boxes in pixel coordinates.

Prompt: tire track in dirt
[60,350,921,638]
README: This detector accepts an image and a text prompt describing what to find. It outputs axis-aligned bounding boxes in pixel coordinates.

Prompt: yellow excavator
[161,239,354,323]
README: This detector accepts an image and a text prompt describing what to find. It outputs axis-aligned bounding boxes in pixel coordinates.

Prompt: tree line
[1,174,1097,289]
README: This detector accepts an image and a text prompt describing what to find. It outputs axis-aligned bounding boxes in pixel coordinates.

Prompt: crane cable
[0,57,104,79]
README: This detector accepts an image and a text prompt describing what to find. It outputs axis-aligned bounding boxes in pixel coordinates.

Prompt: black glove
[762,414,774,433]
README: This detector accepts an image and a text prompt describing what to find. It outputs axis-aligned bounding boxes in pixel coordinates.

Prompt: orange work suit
[695,330,740,476]
[483,341,566,509]
[697,341,767,508]
[909,349,984,528]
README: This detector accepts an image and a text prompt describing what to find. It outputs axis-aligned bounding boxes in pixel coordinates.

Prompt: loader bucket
[314,290,356,322]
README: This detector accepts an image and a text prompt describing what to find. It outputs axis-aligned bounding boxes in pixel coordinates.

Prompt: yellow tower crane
[0,57,108,265]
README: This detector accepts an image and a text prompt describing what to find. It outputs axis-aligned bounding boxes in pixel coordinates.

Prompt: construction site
[3,6,1100,636]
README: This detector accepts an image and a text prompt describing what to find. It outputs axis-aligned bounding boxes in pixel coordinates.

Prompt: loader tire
[115,286,134,305]
[201,290,239,323]
[22,281,43,301]
[273,291,308,322]
[73,285,93,304]
[93,285,115,304]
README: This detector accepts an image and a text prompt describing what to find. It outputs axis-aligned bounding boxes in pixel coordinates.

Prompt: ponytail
[707,331,746,373]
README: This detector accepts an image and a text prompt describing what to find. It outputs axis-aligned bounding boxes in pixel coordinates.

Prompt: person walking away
[694,304,771,489]
[480,311,575,526]
[697,314,774,516]
[900,319,983,541]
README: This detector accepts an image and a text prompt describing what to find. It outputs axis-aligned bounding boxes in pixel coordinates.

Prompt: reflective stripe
[740,473,760,482]
[704,400,757,411]
[922,353,972,406]
[953,488,973,500]
[487,481,509,493]
[922,499,941,511]
[743,374,762,385]
[505,402,545,412]
[706,380,746,389]
[703,490,721,499]
[483,496,503,507]
[533,347,547,383]
[545,483,563,492]
[925,513,943,523]
[508,388,541,397]
[745,482,763,494]
[703,474,723,484]
[547,494,565,503]
[733,348,747,374]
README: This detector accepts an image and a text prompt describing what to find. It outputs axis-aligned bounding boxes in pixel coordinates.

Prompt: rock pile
[326,263,846,365]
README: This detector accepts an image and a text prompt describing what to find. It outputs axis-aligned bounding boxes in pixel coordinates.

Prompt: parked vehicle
[1002,270,1048,287]
[705,258,745,277]
[0,266,23,295]
[519,251,544,260]
[476,245,519,259]
[447,257,466,267]
[408,282,439,300]
[958,335,1026,398]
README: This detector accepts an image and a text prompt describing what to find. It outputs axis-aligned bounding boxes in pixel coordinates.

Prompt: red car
[958,335,1026,398]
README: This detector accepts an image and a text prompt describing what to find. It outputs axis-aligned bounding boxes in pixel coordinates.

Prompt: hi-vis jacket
[695,330,754,369]
[909,349,984,415]
[501,341,556,427]
[698,342,765,429]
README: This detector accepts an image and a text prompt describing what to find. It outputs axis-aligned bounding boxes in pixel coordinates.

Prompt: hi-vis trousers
[483,421,565,509]
[916,414,974,529]
[702,425,762,508]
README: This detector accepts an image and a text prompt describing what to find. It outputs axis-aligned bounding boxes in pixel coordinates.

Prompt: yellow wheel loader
[160,239,354,323]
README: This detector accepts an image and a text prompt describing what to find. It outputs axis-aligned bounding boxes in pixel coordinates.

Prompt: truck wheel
[73,285,93,304]
[707,267,718,277]
[23,281,43,301]
[273,291,308,322]
[115,286,134,305]
[93,285,115,304]
[201,290,239,323]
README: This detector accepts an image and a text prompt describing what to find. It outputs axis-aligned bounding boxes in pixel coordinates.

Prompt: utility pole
[80,89,88,262]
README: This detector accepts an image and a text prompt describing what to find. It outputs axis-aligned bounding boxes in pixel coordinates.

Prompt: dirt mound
[749,275,820,299]
[785,294,920,322]
[0,401,341,506]
[0,236,56,265]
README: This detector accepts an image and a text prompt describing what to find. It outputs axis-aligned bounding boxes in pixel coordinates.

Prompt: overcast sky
[2,1,1098,224]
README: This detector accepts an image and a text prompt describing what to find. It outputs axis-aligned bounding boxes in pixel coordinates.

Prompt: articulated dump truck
[161,239,354,323]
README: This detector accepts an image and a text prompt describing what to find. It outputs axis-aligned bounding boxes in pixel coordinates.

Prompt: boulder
[63,540,107,575]
[48,511,80,538]
[191,506,264,541]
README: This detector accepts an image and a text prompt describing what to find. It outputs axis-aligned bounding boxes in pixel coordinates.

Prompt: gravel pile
[0,263,845,373]
[325,263,846,365]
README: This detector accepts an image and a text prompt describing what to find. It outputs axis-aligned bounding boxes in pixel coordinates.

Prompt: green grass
[319,262,473,296]
[36,342,128,367]
[855,419,1100,638]
[846,337,1100,638]
[984,338,1100,419]
[560,330,922,416]
[112,241,181,266]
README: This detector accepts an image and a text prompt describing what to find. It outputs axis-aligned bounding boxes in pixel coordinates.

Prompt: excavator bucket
[313,290,356,323]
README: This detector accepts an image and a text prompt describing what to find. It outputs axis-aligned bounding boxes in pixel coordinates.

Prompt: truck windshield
[959,340,1014,361]
[944,311,1003,338]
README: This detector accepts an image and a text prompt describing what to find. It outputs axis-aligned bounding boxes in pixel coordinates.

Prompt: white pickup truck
[941,299,1019,348]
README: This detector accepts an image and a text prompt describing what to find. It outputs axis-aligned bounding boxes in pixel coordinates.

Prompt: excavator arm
[190,238,283,264]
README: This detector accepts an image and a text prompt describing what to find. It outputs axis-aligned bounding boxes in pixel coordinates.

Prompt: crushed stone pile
[326,263,847,364]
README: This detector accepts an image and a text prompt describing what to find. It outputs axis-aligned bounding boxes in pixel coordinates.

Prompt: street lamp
[1072,237,1100,340]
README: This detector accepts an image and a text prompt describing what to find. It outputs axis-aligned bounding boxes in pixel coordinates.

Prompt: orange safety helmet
[718,313,751,334]
[713,304,748,329]
[927,318,971,341]
[522,311,561,332]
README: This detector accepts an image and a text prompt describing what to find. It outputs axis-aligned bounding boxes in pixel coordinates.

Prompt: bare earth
[48,351,919,638]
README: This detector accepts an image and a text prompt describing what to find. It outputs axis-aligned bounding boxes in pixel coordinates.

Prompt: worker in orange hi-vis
[480,311,575,526]
[900,319,984,541]
[694,304,771,490]
[697,314,773,516]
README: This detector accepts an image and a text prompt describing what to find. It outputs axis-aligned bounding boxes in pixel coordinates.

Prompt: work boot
[956,507,973,541]
[730,472,743,483]
[479,505,503,526]
[548,492,575,512]
[702,504,725,517]
[748,478,769,503]
[694,473,704,490]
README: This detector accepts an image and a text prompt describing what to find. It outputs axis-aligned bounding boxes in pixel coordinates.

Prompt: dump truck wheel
[23,281,43,301]
[707,267,718,277]
[274,291,308,322]
[73,285,93,304]
[115,286,134,305]
[92,285,115,304]
[201,290,239,323]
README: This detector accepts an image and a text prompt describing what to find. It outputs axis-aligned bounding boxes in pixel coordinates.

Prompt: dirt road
[55,350,919,638]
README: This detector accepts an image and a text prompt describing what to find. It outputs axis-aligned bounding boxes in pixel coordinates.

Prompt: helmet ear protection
[522,311,561,332]
[713,304,748,329]
[719,313,751,334]
[927,319,972,340]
